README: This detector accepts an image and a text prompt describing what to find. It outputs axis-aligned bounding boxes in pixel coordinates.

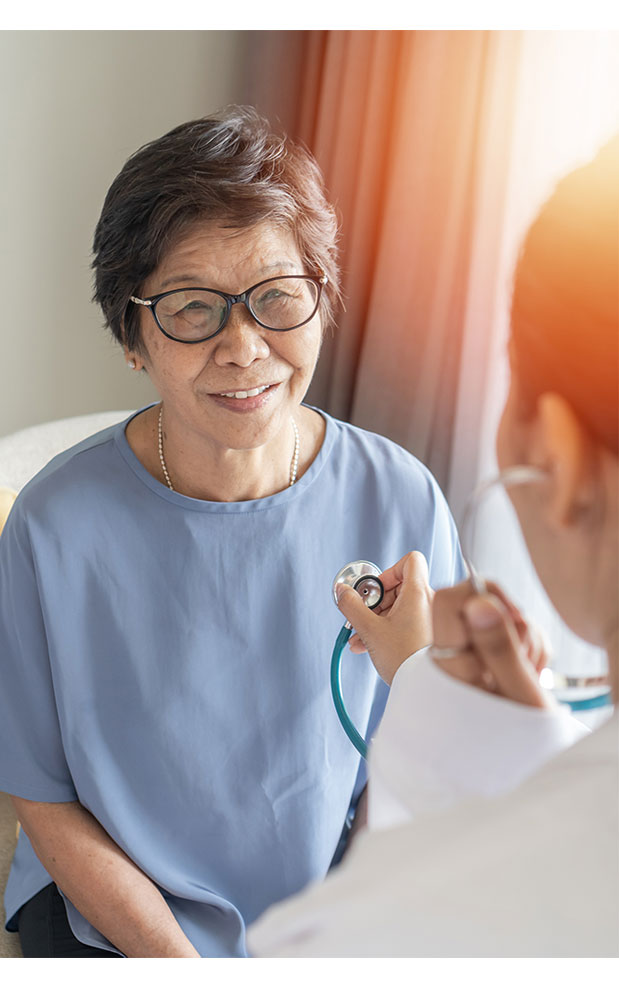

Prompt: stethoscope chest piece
[332,561,384,610]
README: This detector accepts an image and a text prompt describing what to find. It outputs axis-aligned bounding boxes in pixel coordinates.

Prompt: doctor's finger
[430,646,492,688]
[348,633,368,654]
[482,581,536,650]
[378,550,430,594]
[482,581,526,626]
[482,582,551,673]
[463,594,550,708]
[522,622,552,675]
[476,582,539,647]
[432,581,476,651]
[371,587,398,614]
[355,552,430,619]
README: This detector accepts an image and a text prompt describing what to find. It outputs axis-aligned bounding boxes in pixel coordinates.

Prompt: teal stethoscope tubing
[331,623,369,758]
[554,691,611,711]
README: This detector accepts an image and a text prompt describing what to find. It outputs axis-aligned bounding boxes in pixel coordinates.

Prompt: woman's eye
[182,299,210,311]
[258,287,296,307]
[169,299,215,321]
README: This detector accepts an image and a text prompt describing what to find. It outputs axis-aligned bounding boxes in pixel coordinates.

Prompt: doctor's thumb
[335,583,379,639]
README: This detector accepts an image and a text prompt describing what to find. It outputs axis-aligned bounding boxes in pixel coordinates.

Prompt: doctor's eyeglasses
[129,273,328,344]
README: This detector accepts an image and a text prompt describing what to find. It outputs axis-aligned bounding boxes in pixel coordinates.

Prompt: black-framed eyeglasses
[129,273,328,344]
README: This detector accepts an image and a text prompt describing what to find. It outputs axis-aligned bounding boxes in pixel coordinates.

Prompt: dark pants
[18,884,121,958]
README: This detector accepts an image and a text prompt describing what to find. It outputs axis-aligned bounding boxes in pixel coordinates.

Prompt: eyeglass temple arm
[460,466,548,595]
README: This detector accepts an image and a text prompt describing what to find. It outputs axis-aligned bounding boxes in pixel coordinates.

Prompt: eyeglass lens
[154,277,319,341]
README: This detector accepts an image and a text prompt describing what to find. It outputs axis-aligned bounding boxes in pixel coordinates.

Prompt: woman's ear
[534,392,598,528]
[123,347,146,372]
[124,348,137,370]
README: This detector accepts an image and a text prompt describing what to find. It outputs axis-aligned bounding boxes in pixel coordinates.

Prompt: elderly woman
[0,107,462,957]
[248,136,619,957]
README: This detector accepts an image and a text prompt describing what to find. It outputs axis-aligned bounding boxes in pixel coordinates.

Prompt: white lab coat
[248,651,619,957]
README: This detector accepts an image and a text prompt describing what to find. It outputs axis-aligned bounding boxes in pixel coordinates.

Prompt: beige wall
[0,30,250,436]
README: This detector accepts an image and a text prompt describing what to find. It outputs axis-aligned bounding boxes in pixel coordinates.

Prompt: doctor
[248,136,619,957]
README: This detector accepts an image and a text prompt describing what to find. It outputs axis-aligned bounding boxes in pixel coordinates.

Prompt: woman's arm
[11,797,200,958]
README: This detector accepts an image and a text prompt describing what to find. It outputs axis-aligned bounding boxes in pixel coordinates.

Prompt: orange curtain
[245,30,619,682]
[244,30,522,491]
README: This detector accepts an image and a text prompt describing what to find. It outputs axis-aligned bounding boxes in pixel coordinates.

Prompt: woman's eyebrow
[256,261,299,275]
[157,275,200,290]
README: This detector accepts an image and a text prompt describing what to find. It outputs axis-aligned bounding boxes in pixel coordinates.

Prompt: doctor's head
[497,134,619,664]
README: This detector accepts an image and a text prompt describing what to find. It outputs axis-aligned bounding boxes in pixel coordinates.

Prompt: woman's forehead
[149,221,302,289]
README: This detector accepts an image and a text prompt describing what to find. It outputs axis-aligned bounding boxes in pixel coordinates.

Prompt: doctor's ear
[534,393,600,528]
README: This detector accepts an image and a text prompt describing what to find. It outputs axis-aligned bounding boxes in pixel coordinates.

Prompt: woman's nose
[211,305,271,367]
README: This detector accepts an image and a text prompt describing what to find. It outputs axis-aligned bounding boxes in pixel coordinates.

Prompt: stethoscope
[331,561,385,757]
[331,466,612,758]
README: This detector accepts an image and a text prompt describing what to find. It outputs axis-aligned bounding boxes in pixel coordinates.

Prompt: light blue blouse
[0,405,463,955]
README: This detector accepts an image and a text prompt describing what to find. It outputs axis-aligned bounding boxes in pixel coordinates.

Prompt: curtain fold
[297,32,410,422]
[348,32,521,493]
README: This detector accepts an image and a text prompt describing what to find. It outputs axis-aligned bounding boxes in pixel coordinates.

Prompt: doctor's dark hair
[92,106,341,351]
[510,133,619,454]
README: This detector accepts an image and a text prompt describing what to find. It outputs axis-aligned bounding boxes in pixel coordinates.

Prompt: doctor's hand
[336,551,434,686]
[431,580,552,709]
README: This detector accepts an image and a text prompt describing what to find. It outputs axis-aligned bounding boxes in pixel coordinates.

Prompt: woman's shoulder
[12,418,130,526]
[321,409,441,489]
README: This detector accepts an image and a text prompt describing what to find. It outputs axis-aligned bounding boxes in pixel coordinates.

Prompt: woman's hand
[335,551,434,686]
[431,580,552,708]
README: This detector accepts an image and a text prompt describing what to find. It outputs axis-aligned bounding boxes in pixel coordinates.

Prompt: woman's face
[133,221,323,454]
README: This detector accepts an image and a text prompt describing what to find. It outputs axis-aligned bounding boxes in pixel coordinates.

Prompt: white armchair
[0,410,132,958]
[0,410,133,494]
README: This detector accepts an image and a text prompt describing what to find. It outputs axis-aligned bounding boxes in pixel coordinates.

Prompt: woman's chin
[192,386,299,453]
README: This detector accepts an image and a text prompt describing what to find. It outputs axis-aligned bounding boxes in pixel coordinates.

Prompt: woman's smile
[207,382,282,412]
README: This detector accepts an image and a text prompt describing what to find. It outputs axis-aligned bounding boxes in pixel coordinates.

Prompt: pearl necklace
[157,404,300,493]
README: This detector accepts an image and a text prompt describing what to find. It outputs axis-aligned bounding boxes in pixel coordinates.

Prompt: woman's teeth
[217,385,271,399]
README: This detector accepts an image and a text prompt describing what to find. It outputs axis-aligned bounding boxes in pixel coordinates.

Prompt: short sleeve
[0,502,77,802]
